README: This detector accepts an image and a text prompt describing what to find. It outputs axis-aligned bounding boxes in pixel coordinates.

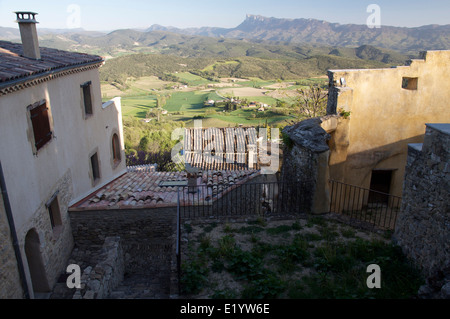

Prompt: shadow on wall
[328,134,426,197]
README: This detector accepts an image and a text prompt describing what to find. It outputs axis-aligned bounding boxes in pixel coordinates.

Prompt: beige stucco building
[0,12,126,298]
[324,50,450,200]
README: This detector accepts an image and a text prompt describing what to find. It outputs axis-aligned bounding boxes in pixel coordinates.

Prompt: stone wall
[72,236,124,299]
[19,169,74,297]
[69,207,178,296]
[0,194,24,298]
[394,124,449,298]
[281,118,331,214]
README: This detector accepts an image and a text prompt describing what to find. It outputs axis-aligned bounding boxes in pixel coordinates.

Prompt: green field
[109,72,313,127]
[164,91,209,112]
[174,72,216,86]
[120,95,157,118]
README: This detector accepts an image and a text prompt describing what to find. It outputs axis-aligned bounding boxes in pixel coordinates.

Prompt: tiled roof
[184,127,260,170]
[0,40,104,89]
[70,169,260,211]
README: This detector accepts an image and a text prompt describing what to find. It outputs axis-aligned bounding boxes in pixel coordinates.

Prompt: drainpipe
[0,161,30,299]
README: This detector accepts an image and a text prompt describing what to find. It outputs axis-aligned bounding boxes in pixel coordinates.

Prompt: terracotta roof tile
[0,40,103,87]
[70,169,260,211]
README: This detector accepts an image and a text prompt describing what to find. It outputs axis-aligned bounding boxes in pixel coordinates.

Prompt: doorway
[24,229,50,296]
[368,170,393,204]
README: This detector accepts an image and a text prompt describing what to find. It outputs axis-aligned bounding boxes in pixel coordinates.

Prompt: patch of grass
[180,259,209,295]
[203,222,218,233]
[241,274,286,299]
[181,220,424,299]
[235,225,265,234]
[266,225,293,235]
[274,236,310,272]
[183,223,193,233]
[341,228,357,238]
[306,216,328,227]
[303,232,322,241]
[211,288,239,299]
[247,218,267,227]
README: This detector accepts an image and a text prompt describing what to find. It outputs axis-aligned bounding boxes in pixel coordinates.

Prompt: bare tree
[293,85,328,118]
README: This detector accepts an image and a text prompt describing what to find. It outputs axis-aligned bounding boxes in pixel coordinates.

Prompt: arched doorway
[24,229,50,295]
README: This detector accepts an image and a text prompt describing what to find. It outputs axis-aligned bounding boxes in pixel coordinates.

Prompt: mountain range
[1,14,448,56]
[145,14,450,54]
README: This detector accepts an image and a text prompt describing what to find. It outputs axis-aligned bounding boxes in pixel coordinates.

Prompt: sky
[1,0,449,31]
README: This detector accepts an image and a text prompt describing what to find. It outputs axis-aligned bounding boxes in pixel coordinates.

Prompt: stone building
[282,50,450,215]
[325,50,450,198]
[0,12,126,298]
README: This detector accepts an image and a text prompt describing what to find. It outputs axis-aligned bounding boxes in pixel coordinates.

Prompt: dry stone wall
[394,124,450,298]
[72,236,124,299]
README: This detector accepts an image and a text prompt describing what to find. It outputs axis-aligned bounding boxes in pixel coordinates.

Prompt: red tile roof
[70,169,260,211]
[0,40,104,89]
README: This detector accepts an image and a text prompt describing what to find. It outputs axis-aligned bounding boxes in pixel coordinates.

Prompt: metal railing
[329,180,402,230]
[180,181,306,219]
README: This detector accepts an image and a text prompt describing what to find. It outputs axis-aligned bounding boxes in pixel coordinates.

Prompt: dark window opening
[112,134,121,163]
[402,77,418,90]
[369,170,393,204]
[46,193,62,229]
[29,100,52,151]
[90,152,100,181]
[81,81,93,116]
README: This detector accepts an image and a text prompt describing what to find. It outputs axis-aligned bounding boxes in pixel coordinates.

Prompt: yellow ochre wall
[325,50,450,197]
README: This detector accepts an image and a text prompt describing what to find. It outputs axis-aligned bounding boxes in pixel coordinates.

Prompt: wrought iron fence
[180,181,306,220]
[329,180,402,230]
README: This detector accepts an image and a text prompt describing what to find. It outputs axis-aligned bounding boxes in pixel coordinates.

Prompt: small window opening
[402,77,418,90]
[46,192,62,229]
[90,152,100,181]
[112,133,121,163]
[81,81,93,116]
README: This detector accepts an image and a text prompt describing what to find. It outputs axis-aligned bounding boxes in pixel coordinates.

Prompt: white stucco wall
[0,67,126,248]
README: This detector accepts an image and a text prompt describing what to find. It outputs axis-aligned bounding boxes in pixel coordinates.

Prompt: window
[90,152,100,182]
[29,100,52,151]
[46,192,62,229]
[402,77,418,90]
[112,133,121,163]
[81,81,93,116]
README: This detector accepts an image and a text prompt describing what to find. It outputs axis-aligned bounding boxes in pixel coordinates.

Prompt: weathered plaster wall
[326,50,450,196]
[0,68,126,297]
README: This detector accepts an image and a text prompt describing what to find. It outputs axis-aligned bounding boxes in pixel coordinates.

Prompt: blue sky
[1,0,449,31]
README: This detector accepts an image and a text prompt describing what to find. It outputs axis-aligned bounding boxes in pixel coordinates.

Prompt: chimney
[15,11,41,60]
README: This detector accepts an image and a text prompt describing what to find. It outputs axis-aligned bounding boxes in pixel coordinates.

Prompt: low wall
[72,236,124,299]
[69,207,178,296]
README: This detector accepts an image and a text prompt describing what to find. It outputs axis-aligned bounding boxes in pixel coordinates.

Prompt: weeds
[180,219,423,299]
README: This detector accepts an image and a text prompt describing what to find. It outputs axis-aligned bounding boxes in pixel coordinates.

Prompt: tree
[139,136,149,151]
[293,85,328,118]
